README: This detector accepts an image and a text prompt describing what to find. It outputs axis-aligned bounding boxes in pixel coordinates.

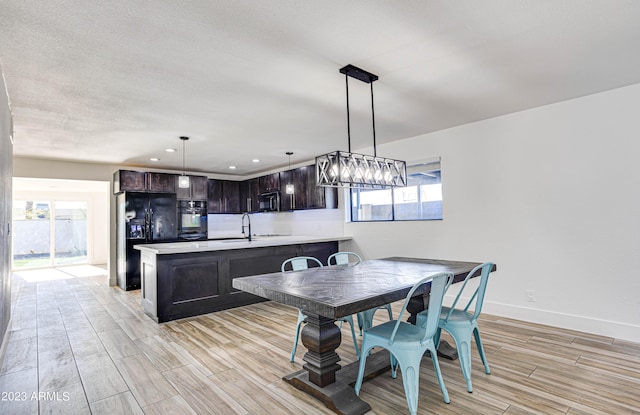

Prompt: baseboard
[482,301,640,343]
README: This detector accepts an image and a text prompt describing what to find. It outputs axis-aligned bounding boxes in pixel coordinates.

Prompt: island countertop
[134,235,352,255]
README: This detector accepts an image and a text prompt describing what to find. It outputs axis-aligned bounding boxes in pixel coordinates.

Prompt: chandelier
[316,64,407,189]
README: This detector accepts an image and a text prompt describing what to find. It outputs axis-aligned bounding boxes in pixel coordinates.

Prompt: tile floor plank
[89,390,144,415]
[114,353,178,407]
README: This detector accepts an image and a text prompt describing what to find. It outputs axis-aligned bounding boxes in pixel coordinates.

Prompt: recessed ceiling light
[229,166,237,170]
[252,159,260,163]
[150,158,160,161]
[165,148,176,152]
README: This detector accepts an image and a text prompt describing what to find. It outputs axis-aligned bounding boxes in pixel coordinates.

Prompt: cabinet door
[240,178,259,212]
[223,181,241,213]
[176,175,208,200]
[306,165,326,209]
[191,176,208,200]
[114,170,146,194]
[148,172,176,193]
[207,179,223,213]
[293,165,327,210]
[292,167,307,209]
[259,172,280,193]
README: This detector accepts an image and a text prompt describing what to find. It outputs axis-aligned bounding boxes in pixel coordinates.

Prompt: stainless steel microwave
[258,191,280,212]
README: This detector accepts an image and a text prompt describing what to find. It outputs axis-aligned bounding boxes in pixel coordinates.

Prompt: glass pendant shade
[178,175,190,188]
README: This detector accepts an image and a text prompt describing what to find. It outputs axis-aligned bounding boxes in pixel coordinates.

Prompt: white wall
[344,83,640,342]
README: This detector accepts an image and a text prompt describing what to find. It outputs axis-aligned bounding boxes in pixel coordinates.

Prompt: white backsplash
[208,209,344,238]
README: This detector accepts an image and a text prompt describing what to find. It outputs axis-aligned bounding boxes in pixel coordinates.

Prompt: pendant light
[178,136,190,188]
[285,152,295,195]
[315,64,407,189]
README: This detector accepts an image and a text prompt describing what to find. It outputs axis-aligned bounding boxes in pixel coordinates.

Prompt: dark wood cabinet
[240,178,259,212]
[207,179,223,213]
[223,181,241,213]
[113,170,146,193]
[208,179,241,214]
[114,170,177,194]
[191,176,208,200]
[176,175,208,200]
[147,172,176,193]
[289,165,338,210]
[113,165,336,211]
[293,165,325,209]
[140,241,339,322]
[259,172,280,193]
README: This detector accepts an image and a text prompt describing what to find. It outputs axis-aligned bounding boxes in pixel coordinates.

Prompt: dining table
[232,257,497,415]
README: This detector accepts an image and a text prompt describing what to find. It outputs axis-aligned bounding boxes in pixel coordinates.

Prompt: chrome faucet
[241,213,252,241]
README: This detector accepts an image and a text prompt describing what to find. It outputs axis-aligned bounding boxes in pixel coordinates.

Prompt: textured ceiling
[2,1,640,176]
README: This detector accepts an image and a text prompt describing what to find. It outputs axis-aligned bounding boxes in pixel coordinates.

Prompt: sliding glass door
[12,200,88,270]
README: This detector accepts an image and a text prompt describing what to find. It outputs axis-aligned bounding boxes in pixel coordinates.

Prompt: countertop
[134,235,352,255]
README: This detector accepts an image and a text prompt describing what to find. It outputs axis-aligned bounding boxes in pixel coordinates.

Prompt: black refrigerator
[116,192,177,290]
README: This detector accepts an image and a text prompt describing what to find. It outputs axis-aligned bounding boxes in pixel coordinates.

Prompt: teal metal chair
[355,272,454,415]
[427,262,494,393]
[282,256,360,362]
[327,252,393,335]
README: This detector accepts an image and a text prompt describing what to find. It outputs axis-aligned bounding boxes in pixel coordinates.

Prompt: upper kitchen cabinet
[147,172,176,193]
[113,170,146,193]
[279,169,295,211]
[240,178,259,213]
[113,170,176,194]
[292,165,338,210]
[259,172,280,193]
[176,175,208,201]
[208,179,241,214]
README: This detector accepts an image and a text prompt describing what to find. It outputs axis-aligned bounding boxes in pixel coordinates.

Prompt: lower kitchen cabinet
[139,241,338,322]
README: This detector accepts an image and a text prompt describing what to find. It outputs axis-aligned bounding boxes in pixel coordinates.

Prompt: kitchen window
[350,159,442,222]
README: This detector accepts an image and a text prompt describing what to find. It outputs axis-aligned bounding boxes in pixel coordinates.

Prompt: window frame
[349,158,442,223]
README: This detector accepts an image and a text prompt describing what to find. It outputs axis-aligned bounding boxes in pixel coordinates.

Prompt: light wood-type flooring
[1,265,639,414]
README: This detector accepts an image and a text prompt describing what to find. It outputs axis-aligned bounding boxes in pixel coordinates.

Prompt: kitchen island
[134,235,351,322]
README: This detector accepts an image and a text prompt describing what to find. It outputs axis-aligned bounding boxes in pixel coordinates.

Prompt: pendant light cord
[345,73,351,153]
[371,82,376,157]
[345,71,377,156]
[182,139,186,176]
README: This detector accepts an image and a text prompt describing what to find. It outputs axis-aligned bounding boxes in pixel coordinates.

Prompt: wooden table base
[284,349,391,415]
[286,309,458,415]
